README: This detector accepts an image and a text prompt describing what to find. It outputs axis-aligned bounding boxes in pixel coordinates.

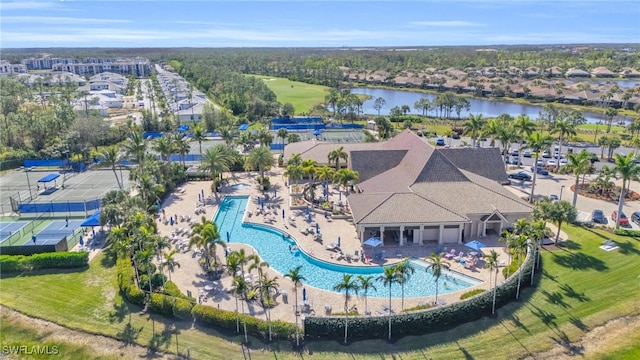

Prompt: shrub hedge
[0,252,88,273]
[304,250,535,340]
[614,228,640,237]
[192,304,295,340]
[460,289,486,300]
[116,257,145,305]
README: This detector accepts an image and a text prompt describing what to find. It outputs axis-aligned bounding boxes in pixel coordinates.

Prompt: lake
[350,88,632,125]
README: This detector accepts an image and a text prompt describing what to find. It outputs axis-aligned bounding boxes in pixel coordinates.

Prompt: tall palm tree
[284,164,303,185]
[189,218,225,272]
[511,234,529,300]
[357,275,376,314]
[500,231,517,278]
[220,127,234,148]
[256,274,279,341]
[161,249,180,282]
[172,133,191,167]
[277,128,288,150]
[284,265,305,347]
[613,153,640,228]
[123,131,148,169]
[225,252,242,332]
[566,150,593,207]
[136,173,163,205]
[301,159,318,202]
[483,250,500,315]
[551,117,577,172]
[257,129,273,148]
[245,146,274,184]
[425,252,450,305]
[393,259,414,310]
[377,265,398,340]
[525,132,553,203]
[231,276,249,343]
[200,144,231,192]
[99,146,123,189]
[328,146,349,172]
[528,221,546,286]
[512,115,536,166]
[287,153,303,167]
[192,124,206,156]
[463,113,485,148]
[334,168,359,195]
[333,274,360,344]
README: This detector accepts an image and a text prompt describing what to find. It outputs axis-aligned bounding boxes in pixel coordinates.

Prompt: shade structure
[465,240,486,251]
[282,209,285,219]
[302,288,307,301]
[363,237,382,247]
[81,211,101,227]
[315,222,319,233]
[337,236,341,247]
[313,129,321,136]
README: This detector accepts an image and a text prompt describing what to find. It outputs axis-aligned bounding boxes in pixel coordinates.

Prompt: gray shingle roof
[437,147,509,184]
[350,149,407,182]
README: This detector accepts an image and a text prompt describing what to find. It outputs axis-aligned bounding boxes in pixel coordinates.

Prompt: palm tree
[511,234,529,300]
[301,159,318,202]
[613,153,640,228]
[192,124,206,156]
[463,113,485,148]
[277,128,288,150]
[200,144,231,192]
[528,221,546,286]
[393,259,414,310]
[334,168,359,195]
[123,131,148,169]
[256,274,279,341]
[551,117,577,172]
[99,146,123,189]
[189,218,225,272]
[231,276,249,343]
[153,135,176,166]
[357,275,376,314]
[512,115,536,165]
[484,250,500,315]
[566,150,592,207]
[136,173,163,205]
[257,129,273,148]
[534,200,578,244]
[500,231,517,278]
[525,132,553,203]
[284,164,303,186]
[284,265,305,347]
[287,153,303,167]
[172,133,191,167]
[377,265,398,340]
[328,146,349,172]
[220,127,234,148]
[333,274,360,344]
[425,252,450,305]
[245,146,274,185]
[225,252,242,333]
[161,249,180,282]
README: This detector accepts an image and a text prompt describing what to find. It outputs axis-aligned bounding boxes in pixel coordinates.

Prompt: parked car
[612,210,629,226]
[542,150,551,158]
[436,138,445,146]
[536,158,545,167]
[590,153,600,163]
[632,212,640,225]
[522,150,532,158]
[559,158,568,166]
[591,209,606,224]
[508,171,532,181]
[549,194,559,202]
[508,155,520,165]
[547,159,557,167]
[511,149,519,156]
[531,166,549,175]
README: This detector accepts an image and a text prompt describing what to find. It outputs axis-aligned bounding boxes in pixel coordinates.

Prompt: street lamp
[560,185,565,201]
[24,167,33,201]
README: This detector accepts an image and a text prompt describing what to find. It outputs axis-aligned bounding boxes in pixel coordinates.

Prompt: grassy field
[1,226,640,359]
[248,75,329,114]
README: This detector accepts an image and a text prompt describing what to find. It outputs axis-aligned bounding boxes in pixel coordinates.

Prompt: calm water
[214,196,481,299]
[351,88,632,124]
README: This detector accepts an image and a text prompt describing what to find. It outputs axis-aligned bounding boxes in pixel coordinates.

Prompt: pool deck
[154,167,509,322]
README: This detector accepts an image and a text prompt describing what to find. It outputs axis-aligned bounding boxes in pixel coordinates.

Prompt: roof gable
[350,149,407,182]
[438,147,509,183]
[414,151,469,183]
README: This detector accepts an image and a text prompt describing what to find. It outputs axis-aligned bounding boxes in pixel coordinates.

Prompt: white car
[559,158,568,166]
[536,159,545,166]
[547,159,557,167]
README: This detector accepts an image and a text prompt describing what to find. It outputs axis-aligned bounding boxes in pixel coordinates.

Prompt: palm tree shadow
[558,240,581,251]
[558,283,590,302]
[551,252,608,271]
[117,322,143,347]
[528,304,558,329]
[540,290,572,309]
[569,316,590,332]
[549,330,584,356]
[508,314,530,334]
[616,240,640,256]
[455,340,474,360]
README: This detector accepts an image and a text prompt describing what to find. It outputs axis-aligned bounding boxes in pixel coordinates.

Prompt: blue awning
[38,173,60,183]
[239,124,249,131]
[81,210,101,227]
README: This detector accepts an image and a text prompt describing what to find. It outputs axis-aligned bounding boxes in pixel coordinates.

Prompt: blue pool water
[215,196,481,298]
[230,183,250,190]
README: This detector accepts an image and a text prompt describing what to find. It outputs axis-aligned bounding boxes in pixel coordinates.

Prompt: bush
[164,281,195,301]
[116,257,145,306]
[502,259,520,279]
[192,304,295,340]
[173,298,194,320]
[460,289,486,300]
[0,252,89,273]
[148,293,174,316]
[614,228,640,237]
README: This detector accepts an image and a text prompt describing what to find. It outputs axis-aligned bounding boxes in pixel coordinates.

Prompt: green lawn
[1,226,640,359]
[577,123,627,134]
[248,75,329,114]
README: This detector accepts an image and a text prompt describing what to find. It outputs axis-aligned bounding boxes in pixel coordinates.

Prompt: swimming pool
[229,183,250,190]
[214,196,481,298]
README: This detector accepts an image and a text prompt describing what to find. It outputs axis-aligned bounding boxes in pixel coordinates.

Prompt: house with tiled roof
[284,131,532,246]
[591,67,616,78]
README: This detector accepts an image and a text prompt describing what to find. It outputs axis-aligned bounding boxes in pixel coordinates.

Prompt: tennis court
[275,129,366,143]
[0,220,30,242]
[0,216,85,248]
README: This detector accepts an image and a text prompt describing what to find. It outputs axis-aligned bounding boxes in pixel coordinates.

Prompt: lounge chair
[454,251,465,261]
[324,304,332,314]
[439,299,447,306]
[444,249,456,260]
[325,243,339,251]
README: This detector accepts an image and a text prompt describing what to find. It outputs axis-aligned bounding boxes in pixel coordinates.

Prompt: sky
[1,0,639,48]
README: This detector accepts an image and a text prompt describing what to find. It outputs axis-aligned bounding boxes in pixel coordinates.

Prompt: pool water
[215,196,481,298]
[230,183,250,190]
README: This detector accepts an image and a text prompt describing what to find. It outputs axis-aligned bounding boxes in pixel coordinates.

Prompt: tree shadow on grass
[540,290,571,310]
[552,252,608,271]
[541,269,559,283]
[455,340,475,360]
[528,304,558,329]
[549,330,584,357]
[117,321,143,347]
[558,240,581,251]
[507,314,530,334]
[569,316,590,332]
[616,241,640,256]
[100,246,117,268]
[499,322,531,357]
[108,299,129,324]
[558,283,590,302]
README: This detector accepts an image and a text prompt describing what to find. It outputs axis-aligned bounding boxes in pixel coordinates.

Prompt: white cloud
[0,1,60,11]
[410,20,481,27]
[1,16,131,24]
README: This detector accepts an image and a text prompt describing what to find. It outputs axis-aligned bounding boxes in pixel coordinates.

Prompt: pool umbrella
[307,213,312,223]
[339,191,341,201]
[315,222,319,233]
[313,129,321,137]
[226,231,230,242]
[465,240,486,251]
[79,237,84,246]
[282,209,285,219]
[274,189,277,197]
[201,189,205,198]
[261,201,264,211]
[306,206,310,215]
[170,217,174,226]
[363,237,381,254]
[302,288,307,302]
[337,236,341,247]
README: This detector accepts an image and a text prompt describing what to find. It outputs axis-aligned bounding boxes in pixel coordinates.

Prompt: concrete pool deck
[155,167,509,322]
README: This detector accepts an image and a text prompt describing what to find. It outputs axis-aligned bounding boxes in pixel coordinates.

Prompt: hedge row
[0,252,89,273]
[304,250,535,340]
[116,257,145,305]
[613,228,640,237]
[147,293,194,320]
[192,304,295,340]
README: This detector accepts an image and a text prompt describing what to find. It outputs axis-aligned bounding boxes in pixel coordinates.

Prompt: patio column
[482,222,487,238]
[399,225,405,246]
[438,224,444,245]
[458,224,464,244]
[419,225,424,246]
[379,225,385,244]
[359,227,364,242]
